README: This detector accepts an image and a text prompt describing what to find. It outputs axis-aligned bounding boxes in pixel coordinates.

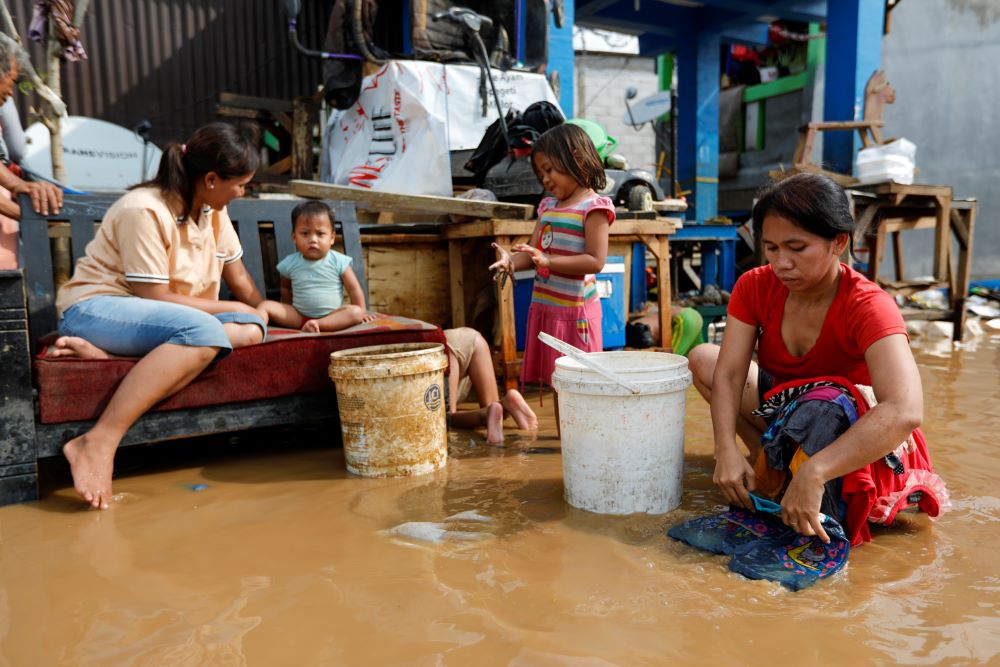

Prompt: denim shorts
[59,295,266,359]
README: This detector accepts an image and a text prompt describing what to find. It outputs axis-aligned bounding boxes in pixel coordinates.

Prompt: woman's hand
[512,243,551,270]
[713,443,757,509]
[779,463,830,543]
[12,180,63,216]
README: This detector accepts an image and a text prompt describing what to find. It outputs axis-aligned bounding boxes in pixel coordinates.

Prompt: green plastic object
[566,118,618,159]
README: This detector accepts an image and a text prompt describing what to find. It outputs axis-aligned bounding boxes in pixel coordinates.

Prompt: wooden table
[443,217,681,390]
[850,182,976,341]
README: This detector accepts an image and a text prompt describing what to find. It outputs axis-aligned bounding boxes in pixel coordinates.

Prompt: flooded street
[0,332,997,666]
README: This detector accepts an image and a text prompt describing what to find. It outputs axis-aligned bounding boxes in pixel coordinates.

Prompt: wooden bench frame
[0,194,370,505]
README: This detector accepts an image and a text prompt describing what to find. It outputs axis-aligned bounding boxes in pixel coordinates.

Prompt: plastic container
[328,343,448,477]
[566,118,618,160]
[551,351,692,514]
[856,138,916,184]
[596,256,626,349]
[514,258,626,350]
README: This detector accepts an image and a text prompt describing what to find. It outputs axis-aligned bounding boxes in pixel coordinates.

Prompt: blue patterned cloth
[668,494,850,591]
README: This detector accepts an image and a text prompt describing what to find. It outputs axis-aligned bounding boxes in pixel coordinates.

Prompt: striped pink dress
[522,194,616,385]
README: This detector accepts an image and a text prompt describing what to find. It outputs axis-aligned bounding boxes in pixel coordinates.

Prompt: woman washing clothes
[688,172,949,547]
[50,122,267,510]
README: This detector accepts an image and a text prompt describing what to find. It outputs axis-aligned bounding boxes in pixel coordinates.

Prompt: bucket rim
[330,342,446,363]
[553,350,689,374]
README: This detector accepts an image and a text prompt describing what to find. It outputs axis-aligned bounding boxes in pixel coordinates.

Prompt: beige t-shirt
[56,187,243,316]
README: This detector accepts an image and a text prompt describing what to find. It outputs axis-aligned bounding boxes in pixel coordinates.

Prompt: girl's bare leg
[464,332,537,430]
[500,389,538,430]
[303,305,365,333]
[62,343,218,509]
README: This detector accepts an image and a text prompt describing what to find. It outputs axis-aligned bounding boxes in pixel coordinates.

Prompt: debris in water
[185,484,209,492]
[446,510,493,523]
[381,521,491,543]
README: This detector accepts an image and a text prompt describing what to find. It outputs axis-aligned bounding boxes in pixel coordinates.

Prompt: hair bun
[232,121,261,149]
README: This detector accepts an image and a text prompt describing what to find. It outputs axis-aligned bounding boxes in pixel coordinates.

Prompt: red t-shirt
[727,263,907,386]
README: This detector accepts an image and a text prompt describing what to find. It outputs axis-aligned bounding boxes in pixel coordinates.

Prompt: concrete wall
[882,0,1000,278]
[574,53,660,172]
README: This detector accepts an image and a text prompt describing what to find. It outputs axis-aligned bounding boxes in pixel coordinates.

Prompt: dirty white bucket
[328,343,448,477]
[551,351,692,514]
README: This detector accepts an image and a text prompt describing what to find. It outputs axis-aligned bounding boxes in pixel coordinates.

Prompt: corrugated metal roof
[8,0,334,144]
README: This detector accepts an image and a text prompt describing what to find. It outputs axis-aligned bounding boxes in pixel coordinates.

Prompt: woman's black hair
[291,200,335,231]
[132,121,260,219]
[752,172,856,255]
[531,123,607,192]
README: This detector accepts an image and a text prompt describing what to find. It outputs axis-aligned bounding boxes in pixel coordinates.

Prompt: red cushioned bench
[0,194,445,505]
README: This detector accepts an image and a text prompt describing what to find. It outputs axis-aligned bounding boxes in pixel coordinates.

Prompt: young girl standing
[490,123,615,389]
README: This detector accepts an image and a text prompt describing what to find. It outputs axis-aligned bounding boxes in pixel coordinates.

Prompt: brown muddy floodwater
[0,332,998,666]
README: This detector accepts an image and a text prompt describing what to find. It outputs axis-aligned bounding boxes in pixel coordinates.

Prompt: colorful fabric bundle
[668,494,850,591]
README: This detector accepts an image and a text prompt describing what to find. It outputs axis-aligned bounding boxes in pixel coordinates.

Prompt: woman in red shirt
[689,173,932,544]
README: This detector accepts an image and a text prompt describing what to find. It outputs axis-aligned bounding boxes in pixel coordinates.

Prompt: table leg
[496,235,518,391]
[933,195,952,282]
[658,236,672,351]
[951,205,976,342]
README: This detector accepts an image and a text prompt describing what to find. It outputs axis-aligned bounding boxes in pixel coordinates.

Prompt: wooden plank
[35,394,339,458]
[216,105,269,121]
[933,195,951,283]
[291,96,317,180]
[441,217,678,241]
[290,180,535,220]
[495,235,518,391]
[656,236,672,351]
[219,91,293,114]
[18,197,57,345]
[449,240,466,328]
[273,217,296,260]
[0,270,38,504]
[365,242,450,326]
[891,232,904,282]
[951,202,976,342]
[266,155,292,175]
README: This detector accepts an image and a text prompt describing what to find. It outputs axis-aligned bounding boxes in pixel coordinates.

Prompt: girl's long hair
[531,123,607,192]
[133,122,259,219]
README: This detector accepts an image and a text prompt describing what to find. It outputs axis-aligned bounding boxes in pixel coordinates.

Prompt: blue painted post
[822,0,885,174]
[701,241,719,290]
[630,241,647,311]
[718,240,736,291]
[677,31,720,224]
[547,0,575,116]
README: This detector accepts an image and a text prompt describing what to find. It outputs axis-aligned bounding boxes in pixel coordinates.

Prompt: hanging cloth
[28,0,87,62]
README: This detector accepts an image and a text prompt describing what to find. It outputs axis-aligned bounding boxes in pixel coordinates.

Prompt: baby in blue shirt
[260,201,374,332]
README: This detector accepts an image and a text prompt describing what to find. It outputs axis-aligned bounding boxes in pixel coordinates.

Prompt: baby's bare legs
[259,300,306,329]
[302,304,367,333]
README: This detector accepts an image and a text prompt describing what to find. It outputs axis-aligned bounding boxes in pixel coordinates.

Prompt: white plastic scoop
[538,332,641,394]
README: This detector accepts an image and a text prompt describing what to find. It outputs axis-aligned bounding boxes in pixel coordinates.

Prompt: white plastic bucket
[551,351,692,514]
[328,343,448,477]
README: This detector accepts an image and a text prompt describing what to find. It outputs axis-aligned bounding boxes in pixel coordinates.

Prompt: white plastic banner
[323,61,452,196]
[322,60,560,195]
[442,64,561,150]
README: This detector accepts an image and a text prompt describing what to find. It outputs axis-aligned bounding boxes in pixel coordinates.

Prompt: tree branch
[0,32,66,116]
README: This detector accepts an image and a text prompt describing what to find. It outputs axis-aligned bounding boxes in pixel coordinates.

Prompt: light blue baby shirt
[276,250,353,319]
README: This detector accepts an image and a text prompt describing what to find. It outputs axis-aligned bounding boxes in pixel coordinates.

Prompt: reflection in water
[0,336,996,665]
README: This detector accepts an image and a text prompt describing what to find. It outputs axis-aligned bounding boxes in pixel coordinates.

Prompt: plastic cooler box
[513,256,626,351]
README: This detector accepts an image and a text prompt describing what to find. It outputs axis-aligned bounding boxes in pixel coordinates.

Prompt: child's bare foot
[48,336,110,359]
[486,402,505,443]
[63,432,117,509]
[501,389,538,430]
[302,320,321,333]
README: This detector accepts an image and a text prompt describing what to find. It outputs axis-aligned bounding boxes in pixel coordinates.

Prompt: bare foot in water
[63,433,116,509]
[486,402,505,443]
[500,389,538,430]
[48,336,110,360]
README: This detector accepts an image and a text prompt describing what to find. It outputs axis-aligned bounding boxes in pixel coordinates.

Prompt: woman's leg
[53,297,238,508]
[688,343,768,458]
[63,343,218,509]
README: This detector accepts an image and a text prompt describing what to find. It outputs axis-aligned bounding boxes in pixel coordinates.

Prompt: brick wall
[575,54,660,172]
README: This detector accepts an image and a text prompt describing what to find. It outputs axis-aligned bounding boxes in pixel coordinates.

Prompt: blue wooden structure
[573,0,887,289]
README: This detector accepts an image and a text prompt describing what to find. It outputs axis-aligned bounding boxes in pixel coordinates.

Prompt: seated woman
[51,122,267,510]
[689,172,948,546]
